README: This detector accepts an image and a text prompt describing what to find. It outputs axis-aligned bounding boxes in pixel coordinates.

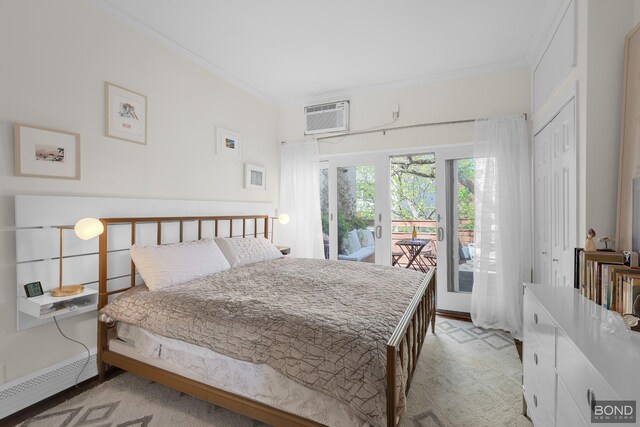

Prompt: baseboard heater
[0,350,97,420]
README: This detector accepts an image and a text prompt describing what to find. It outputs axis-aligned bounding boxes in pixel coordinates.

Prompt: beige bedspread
[100,257,426,426]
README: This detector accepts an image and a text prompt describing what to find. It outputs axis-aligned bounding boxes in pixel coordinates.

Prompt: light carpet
[17,319,532,427]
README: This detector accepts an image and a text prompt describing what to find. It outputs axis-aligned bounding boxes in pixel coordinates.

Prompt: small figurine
[585,228,597,252]
[599,236,614,252]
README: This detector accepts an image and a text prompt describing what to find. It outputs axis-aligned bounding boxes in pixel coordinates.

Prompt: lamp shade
[74,218,104,240]
[277,213,290,225]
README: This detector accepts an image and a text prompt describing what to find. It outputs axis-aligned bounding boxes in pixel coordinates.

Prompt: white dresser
[523,283,640,427]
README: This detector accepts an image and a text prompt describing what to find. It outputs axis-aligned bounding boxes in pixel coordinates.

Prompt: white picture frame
[216,127,241,160]
[245,163,266,190]
[14,123,80,180]
[105,81,147,145]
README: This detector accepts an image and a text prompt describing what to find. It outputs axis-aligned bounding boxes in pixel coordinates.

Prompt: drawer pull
[534,353,538,365]
[587,388,596,407]
[534,313,538,324]
[533,394,538,407]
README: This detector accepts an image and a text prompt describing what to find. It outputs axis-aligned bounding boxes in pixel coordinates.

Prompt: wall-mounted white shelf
[18,287,98,320]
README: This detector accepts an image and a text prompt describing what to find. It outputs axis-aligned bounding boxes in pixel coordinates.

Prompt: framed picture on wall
[14,123,80,180]
[216,127,241,160]
[245,163,266,190]
[105,82,147,144]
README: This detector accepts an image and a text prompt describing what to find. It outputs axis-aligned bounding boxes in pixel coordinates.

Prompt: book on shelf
[574,248,583,290]
[619,273,640,314]
[607,265,640,313]
[578,251,639,311]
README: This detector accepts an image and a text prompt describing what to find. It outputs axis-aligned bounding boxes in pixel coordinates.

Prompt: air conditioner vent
[304,101,349,135]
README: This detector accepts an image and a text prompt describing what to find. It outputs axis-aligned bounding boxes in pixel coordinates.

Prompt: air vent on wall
[304,101,349,135]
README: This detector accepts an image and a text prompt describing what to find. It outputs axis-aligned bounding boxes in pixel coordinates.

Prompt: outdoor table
[393,238,431,273]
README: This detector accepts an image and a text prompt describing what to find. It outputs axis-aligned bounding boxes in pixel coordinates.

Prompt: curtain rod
[288,113,527,142]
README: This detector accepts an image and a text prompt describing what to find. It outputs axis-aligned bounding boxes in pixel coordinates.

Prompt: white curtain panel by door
[471,115,531,340]
[279,139,324,259]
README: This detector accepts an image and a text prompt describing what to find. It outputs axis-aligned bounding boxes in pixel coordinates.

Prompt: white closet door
[550,99,577,287]
[534,126,551,284]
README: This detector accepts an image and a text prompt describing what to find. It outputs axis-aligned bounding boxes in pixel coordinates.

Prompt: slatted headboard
[97,215,270,310]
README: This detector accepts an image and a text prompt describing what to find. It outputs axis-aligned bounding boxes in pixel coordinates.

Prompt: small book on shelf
[607,265,640,313]
[619,272,640,314]
[578,251,639,309]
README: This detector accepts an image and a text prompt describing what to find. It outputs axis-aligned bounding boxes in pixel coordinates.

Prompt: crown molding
[83,0,279,107]
[282,59,530,107]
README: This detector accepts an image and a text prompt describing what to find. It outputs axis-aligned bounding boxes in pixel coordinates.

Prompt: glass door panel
[448,158,475,293]
[319,166,330,259]
[336,165,376,263]
[435,145,474,314]
[389,153,437,271]
[323,154,388,265]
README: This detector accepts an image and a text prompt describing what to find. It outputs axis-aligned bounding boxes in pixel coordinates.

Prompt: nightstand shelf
[18,287,98,319]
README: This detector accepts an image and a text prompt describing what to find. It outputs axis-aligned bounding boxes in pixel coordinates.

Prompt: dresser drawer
[556,329,619,422]
[524,375,554,427]
[557,376,588,427]
[524,294,556,363]
[523,333,556,413]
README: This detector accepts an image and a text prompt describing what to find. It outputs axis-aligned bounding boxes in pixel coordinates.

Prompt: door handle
[375,225,382,239]
[552,258,559,262]
[437,227,444,242]
[542,251,548,255]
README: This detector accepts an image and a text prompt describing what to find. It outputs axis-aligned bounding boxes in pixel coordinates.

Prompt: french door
[434,145,475,313]
[320,145,476,314]
[320,154,390,264]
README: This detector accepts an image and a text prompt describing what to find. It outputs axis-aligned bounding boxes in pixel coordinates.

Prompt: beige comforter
[100,257,426,426]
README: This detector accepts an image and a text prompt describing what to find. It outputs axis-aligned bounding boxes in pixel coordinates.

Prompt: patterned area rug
[17,319,531,427]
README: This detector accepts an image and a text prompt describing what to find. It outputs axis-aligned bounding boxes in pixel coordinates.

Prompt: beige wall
[0,0,279,382]
[279,68,531,156]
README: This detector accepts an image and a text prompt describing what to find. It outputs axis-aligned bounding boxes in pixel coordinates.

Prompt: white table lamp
[51,218,104,297]
[270,213,290,243]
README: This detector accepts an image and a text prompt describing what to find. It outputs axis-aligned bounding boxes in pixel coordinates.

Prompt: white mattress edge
[108,330,370,427]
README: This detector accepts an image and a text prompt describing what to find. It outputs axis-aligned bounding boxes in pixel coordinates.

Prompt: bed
[97,215,436,427]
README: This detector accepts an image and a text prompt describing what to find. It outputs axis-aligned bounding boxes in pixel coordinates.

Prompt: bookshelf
[576,250,640,314]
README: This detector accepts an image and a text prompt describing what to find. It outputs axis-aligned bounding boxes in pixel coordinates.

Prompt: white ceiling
[91,0,556,105]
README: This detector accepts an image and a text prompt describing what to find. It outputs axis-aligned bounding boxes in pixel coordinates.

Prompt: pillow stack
[130,237,284,291]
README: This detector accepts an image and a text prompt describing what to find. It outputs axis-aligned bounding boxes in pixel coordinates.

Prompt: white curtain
[471,115,531,340]
[279,139,324,259]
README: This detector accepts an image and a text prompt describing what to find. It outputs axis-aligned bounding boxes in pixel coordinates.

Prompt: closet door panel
[550,99,577,287]
[534,126,551,284]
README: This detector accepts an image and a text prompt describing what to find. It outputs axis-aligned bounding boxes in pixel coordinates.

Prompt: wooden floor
[0,368,123,426]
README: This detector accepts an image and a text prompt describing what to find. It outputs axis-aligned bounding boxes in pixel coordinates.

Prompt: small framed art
[14,123,80,180]
[105,82,147,144]
[245,163,266,190]
[216,127,241,160]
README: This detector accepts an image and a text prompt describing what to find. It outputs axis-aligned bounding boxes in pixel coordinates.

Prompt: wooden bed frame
[97,215,436,427]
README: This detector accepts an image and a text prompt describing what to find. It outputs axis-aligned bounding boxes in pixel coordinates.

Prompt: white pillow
[214,237,283,267]
[364,229,375,247]
[130,239,230,291]
[348,229,362,251]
